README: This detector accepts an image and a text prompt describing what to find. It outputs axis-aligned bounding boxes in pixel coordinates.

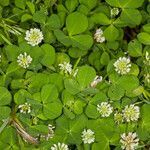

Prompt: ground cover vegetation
[0,0,150,149]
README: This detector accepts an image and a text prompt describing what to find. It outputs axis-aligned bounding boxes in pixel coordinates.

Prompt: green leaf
[74,100,85,115]
[14,89,32,104]
[64,78,81,95]
[71,34,93,50]
[66,12,88,36]
[92,141,110,150]
[15,0,26,9]
[26,1,35,14]
[105,0,144,8]
[108,84,125,101]
[54,30,72,47]
[137,32,150,45]
[68,47,87,58]
[91,13,111,25]
[27,73,50,93]
[85,104,99,119]
[5,45,20,61]
[128,39,142,57]
[77,66,96,89]
[0,87,12,106]
[0,106,11,120]
[140,104,150,133]
[143,23,150,34]
[49,73,64,92]
[79,0,97,10]
[65,0,78,12]
[104,25,119,41]
[100,52,110,65]
[33,11,46,24]
[43,102,62,119]
[41,84,58,103]
[120,9,142,26]
[117,75,139,91]
[21,14,32,22]
[46,14,61,29]
[40,44,55,67]
[0,0,9,6]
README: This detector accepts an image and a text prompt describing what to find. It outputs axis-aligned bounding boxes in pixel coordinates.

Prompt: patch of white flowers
[94,28,105,43]
[90,75,103,87]
[111,8,119,17]
[51,143,69,150]
[25,28,43,46]
[114,112,124,124]
[114,57,131,75]
[17,52,32,69]
[18,103,31,114]
[122,105,140,122]
[97,102,113,117]
[58,61,78,76]
[120,132,139,150]
[81,129,95,144]
[59,62,72,74]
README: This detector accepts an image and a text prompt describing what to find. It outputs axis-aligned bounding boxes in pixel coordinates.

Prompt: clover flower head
[114,57,131,75]
[0,55,1,62]
[94,28,105,43]
[144,73,150,84]
[123,105,140,122]
[25,28,43,46]
[97,102,113,117]
[58,62,72,74]
[81,129,95,144]
[111,8,119,17]
[144,51,150,66]
[51,143,69,150]
[17,52,32,69]
[114,112,124,124]
[45,124,55,140]
[91,75,103,87]
[120,132,139,150]
[18,103,31,114]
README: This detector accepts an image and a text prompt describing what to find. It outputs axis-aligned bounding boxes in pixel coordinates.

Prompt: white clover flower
[51,143,69,150]
[144,51,150,66]
[94,28,105,43]
[120,132,139,150]
[17,52,32,69]
[25,28,43,46]
[114,112,124,124]
[18,103,31,114]
[111,8,119,17]
[59,62,72,74]
[123,105,140,122]
[90,75,103,87]
[144,73,150,84]
[45,124,55,140]
[0,55,1,62]
[97,102,113,117]
[114,57,131,75]
[81,129,95,144]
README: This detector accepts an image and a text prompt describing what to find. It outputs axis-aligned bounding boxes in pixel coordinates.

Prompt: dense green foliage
[0,0,150,149]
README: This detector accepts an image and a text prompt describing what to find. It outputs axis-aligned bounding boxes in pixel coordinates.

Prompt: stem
[73,57,81,71]
[12,119,39,145]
